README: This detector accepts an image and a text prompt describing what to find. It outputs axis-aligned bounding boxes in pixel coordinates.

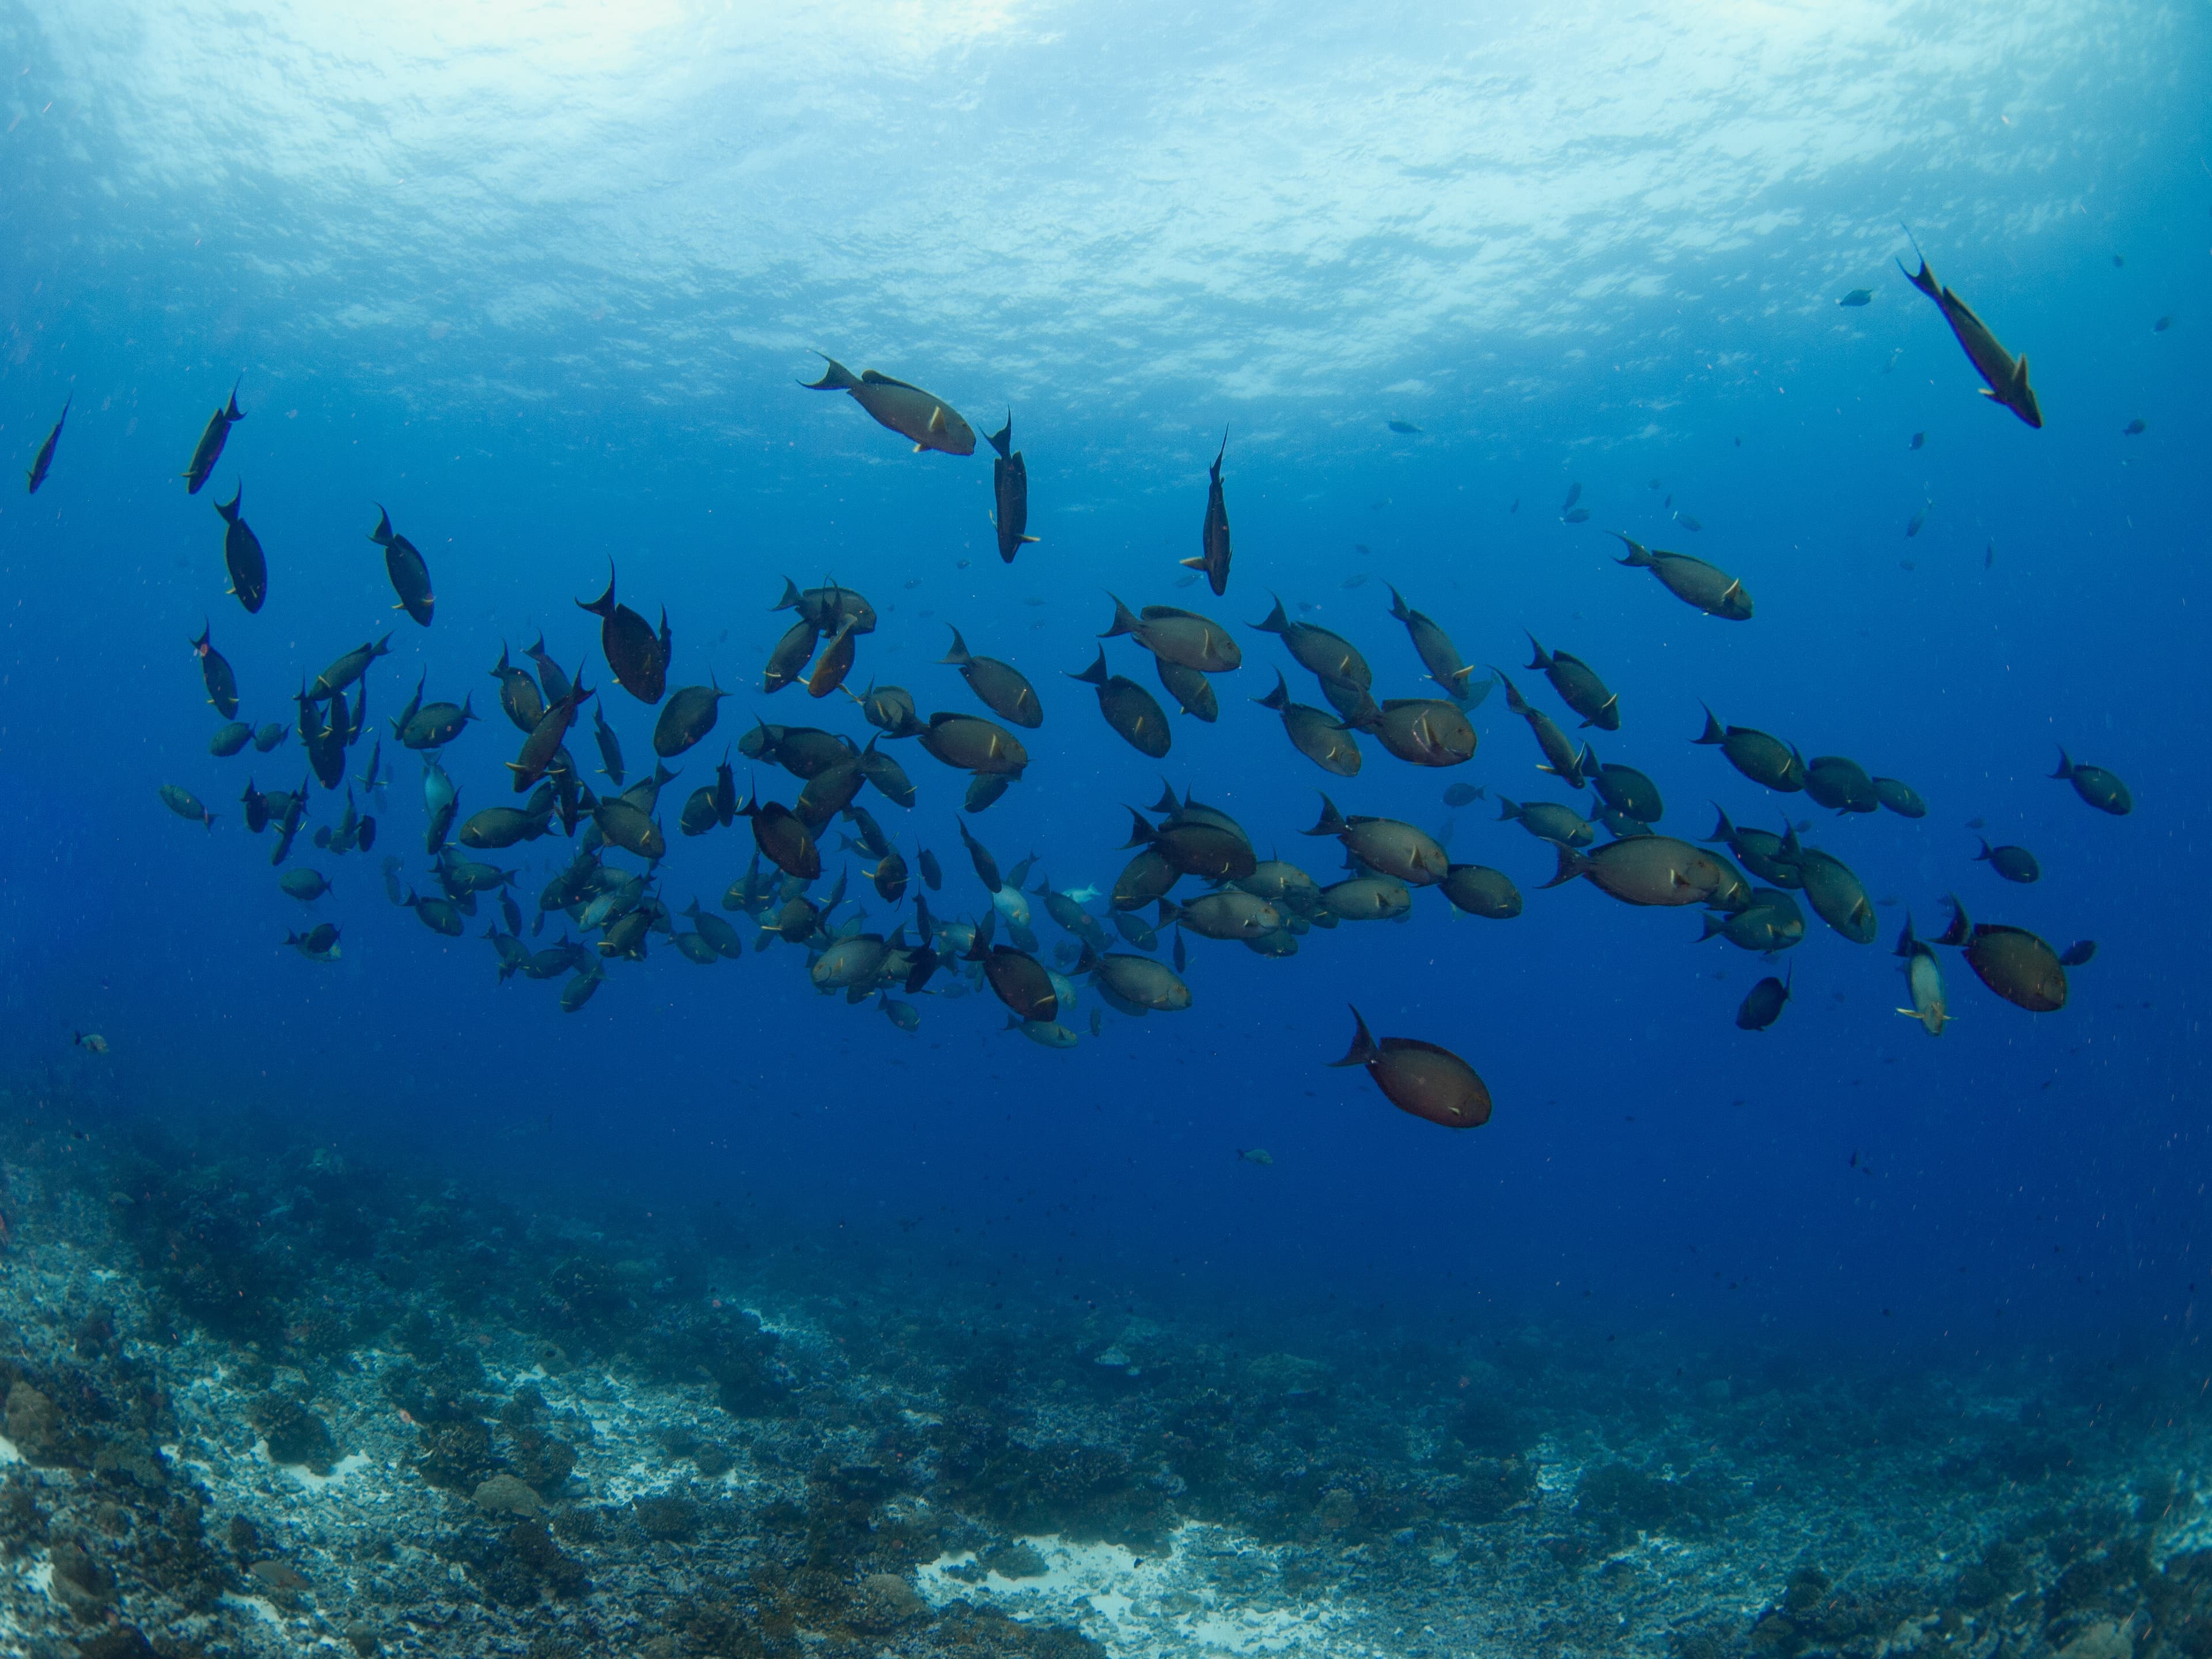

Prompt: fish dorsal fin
[861,370,922,392]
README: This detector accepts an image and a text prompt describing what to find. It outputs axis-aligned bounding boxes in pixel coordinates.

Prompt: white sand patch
[0,1435,19,1465]
[916,1525,1354,1658]
[278,1450,371,1494]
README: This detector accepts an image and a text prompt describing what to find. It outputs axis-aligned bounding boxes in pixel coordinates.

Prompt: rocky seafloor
[1,1104,2209,1659]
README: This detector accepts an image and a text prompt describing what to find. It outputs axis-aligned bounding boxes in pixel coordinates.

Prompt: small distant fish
[1909,432,1925,450]
[1509,498,1520,513]
[2123,418,2147,435]
[1341,573,1368,589]
[956,558,971,570]
[1237,1147,1275,1165]
[73,1032,109,1054]
[1387,420,1422,434]
[1838,289,1874,307]
[1562,508,1590,524]
[2154,316,2172,332]
[1899,559,1915,571]
[1906,503,1929,537]
[2058,940,2097,967]
[1354,544,1370,556]
[25,395,67,493]
[1883,349,1902,373]
[1562,482,1582,512]
[1442,782,1484,807]
[1174,573,1199,588]
[2112,253,2125,268]
[1675,512,1702,532]
[1648,478,1662,490]
[1965,816,1986,830]
[1984,541,1995,569]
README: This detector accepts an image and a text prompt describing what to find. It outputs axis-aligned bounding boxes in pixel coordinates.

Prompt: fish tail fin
[1252,593,1290,634]
[1541,843,1590,888]
[1934,894,1971,947]
[1326,1005,1379,1068]
[801,354,859,391]
[2048,746,2074,781]
[1387,584,1412,622]
[215,484,242,523]
[1302,793,1346,838]
[1692,705,1726,745]
[1100,593,1141,639]
[940,626,971,666]
[987,414,1012,459]
[1075,943,1102,974]
[369,505,395,546]
[1493,669,1527,714]
[1155,897,1182,927]
[1697,912,1727,941]
[1067,649,1109,686]
[1893,915,1918,957]
[1706,802,1735,843]
[1611,532,1651,567]
[1122,808,1157,850]
[1973,836,1993,860]
[577,563,616,618]
[1523,631,1551,671]
[1494,796,1521,822]
[225,377,245,419]
[1253,669,1289,711]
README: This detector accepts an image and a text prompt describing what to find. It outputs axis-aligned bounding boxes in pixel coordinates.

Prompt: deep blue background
[2,2,2208,1372]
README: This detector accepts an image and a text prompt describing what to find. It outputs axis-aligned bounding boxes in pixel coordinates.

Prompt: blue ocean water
[2,0,2207,1377]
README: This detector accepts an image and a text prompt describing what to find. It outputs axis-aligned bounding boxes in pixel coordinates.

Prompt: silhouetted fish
[25,395,66,493]
[802,355,975,455]
[1897,233,2043,427]
[987,414,1039,562]
[183,378,243,494]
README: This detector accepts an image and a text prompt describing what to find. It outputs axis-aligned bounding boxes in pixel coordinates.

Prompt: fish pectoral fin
[1021,535,1040,544]
[1178,556,1206,569]
[912,442,927,454]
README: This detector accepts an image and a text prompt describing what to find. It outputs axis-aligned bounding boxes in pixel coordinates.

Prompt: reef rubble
[1,1111,2208,1659]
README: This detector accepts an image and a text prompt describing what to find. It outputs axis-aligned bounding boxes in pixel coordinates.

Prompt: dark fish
[1543,834,1738,906]
[1102,596,1243,673]
[590,793,666,861]
[1387,587,1476,702]
[1934,895,2067,1012]
[805,623,860,700]
[763,618,820,695]
[1442,782,1484,808]
[576,566,669,704]
[880,994,922,1032]
[1563,508,1590,524]
[526,635,573,706]
[1303,794,1448,885]
[313,634,392,701]
[2155,316,2172,332]
[857,737,918,808]
[1182,431,1233,595]
[1251,594,1370,686]
[560,968,604,1013]
[1329,1006,1491,1128]
[1497,670,1585,786]
[1909,431,1925,450]
[278,868,331,902]
[490,644,547,733]
[1705,806,1802,888]
[2050,748,2131,815]
[1127,802,1256,882]
[367,506,435,626]
[683,901,746,960]
[1838,289,1874,307]
[774,577,878,638]
[801,355,975,455]
[1794,847,1877,943]
[1906,503,1929,538]
[404,888,466,937]
[1612,534,1751,620]
[1365,699,1477,768]
[1440,863,1521,919]
[158,784,216,828]
[868,843,909,904]
[918,712,1028,777]
[942,627,1043,728]
[25,395,66,493]
[987,414,1039,563]
[1069,649,1171,757]
[1871,777,1925,818]
[213,484,268,613]
[2057,939,2097,967]
[1736,971,1793,1032]
[959,816,1003,893]
[1077,944,1191,1013]
[460,804,552,850]
[1674,513,1703,532]
[210,721,253,757]
[1254,670,1359,775]
[794,757,865,830]
[850,680,925,737]
[654,683,728,758]
[286,922,341,961]
[1497,795,1594,849]
[1584,750,1663,824]
[1524,634,1618,730]
[1154,656,1219,722]
[738,797,819,880]
[1317,672,1381,728]
[918,848,943,891]
[1974,838,2040,884]
[1387,419,1421,434]
[1699,887,1805,953]
[1694,707,1805,791]
[191,623,240,719]
[1342,573,1369,589]
[1897,236,2042,427]
[2123,418,2147,435]
[1112,847,1180,911]
[1804,755,1878,814]
[969,941,1058,1022]
[1160,889,1284,939]
[1562,483,1581,512]
[400,694,478,751]
[182,378,243,494]
[253,722,287,753]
